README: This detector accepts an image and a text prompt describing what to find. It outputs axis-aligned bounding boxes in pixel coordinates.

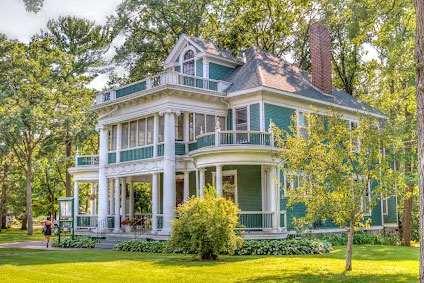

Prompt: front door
[176,179,184,206]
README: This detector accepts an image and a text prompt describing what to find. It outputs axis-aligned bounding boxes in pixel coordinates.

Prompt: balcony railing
[96,71,232,104]
[76,215,98,229]
[237,211,274,230]
[75,155,99,167]
[189,130,273,152]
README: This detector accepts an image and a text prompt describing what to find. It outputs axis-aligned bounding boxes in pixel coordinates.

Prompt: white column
[184,112,190,153]
[90,183,96,215]
[183,171,190,200]
[216,165,223,197]
[114,177,121,233]
[162,111,176,234]
[269,165,279,232]
[129,178,134,219]
[153,113,159,157]
[116,123,122,163]
[73,181,79,229]
[120,177,127,218]
[152,173,159,233]
[109,180,114,215]
[199,168,206,197]
[98,125,109,229]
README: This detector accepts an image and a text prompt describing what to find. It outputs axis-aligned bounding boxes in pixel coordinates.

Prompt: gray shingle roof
[225,47,383,116]
[187,36,242,62]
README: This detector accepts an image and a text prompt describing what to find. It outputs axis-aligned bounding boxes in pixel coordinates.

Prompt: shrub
[168,186,242,260]
[114,238,333,256]
[52,236,99,248]
[234,239,333,255]
[319,232,400,246]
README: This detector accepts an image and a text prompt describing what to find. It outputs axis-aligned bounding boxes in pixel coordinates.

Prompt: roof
[225,47,383,116]
[186,35,243,63]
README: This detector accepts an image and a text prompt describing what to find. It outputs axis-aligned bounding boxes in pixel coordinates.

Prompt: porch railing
[133,213,153,238]
[76,215,98,229]
[189,130,274,152]
[75,155,99,167]
[96,71,231,104]
[237,211,274,230]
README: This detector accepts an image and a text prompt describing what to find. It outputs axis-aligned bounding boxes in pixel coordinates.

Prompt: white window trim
[179,45,197,76]
[235,106,249,131]
[361,181,372,217]
[212,169,238,204]
[349,120,360,153]
[296,110,310,138]
[382,196,389,216]
[191,113,226,140]
[283,171,308,196]
[117,116,156,151]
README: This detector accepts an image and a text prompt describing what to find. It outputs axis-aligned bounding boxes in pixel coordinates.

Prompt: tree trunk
[25,158,33,235]
[403,154,414,246]
[345,222,354,271]
[1,183,6,229]
[414,0,424,281]
[66,139,72,197]
[21,214,27,230]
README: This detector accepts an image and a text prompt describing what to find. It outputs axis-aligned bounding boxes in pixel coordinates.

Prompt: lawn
[0,245,418,282]
[0,227,50,243]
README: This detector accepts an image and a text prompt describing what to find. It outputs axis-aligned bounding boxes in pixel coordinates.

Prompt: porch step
[94,237,129,250]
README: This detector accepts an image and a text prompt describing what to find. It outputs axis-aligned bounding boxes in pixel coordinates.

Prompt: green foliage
[115,238,333,256]
[168,186,242,260]
[319,232,400,246]
[51,236,99,248]
[234,239,333,256]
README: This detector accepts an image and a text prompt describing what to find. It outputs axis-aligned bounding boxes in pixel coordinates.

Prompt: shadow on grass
[239,272,417,282]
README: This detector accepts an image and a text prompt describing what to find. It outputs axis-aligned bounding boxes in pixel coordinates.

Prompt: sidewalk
[0,241,80,251]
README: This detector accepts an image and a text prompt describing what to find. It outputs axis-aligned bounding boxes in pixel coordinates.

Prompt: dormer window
[182,50,195,75]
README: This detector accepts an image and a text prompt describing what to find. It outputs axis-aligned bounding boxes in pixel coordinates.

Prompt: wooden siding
[249,103,260,131]
[227,109,233,130]
[264,103,295,133]
[209,62,233,80]
[196,59,203,77]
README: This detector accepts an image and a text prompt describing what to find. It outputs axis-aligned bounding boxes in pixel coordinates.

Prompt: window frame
[181,47,196,76]
[189,112,226,140]
[382,196,388,216]
[361,181,372,217]
[297,110,310,138]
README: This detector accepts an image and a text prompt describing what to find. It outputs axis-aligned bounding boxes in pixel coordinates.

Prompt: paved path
[0,241,80,251]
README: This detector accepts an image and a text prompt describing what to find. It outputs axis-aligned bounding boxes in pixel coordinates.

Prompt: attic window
[182,50,195,76]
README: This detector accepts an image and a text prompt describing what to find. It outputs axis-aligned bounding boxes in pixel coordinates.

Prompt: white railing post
[111,90,116,101]
[215,119,221,147]
[268,121,275,147]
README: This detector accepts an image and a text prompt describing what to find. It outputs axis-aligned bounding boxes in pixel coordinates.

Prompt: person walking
[41,217,53,248]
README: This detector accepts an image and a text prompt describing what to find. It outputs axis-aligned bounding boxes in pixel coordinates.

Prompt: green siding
[223,165,262,211]
[189,171,197,197]
[120,146,153,162]
[384,197,397,224]
[209,62,233,80]
[196,59,203,77]
[108,153,116,164]
[175,65,180,72]
[175,143,186,155]
[249,103,260,131]
[116,81,147,98]
[264,103,295,133]
[227,109,233,130]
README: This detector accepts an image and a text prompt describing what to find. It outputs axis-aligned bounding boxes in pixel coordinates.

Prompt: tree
[22,0,44,13]
[169,186,241,260]
[274,110,400,271]
[0,38,89,235]
[413,0,424,281]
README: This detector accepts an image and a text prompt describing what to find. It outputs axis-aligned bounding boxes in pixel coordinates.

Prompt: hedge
[52,236,99,248]
[114,238,333,256]
[318,232,400,246]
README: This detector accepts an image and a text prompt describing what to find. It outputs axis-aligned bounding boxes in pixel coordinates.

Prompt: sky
[0,0,122,90]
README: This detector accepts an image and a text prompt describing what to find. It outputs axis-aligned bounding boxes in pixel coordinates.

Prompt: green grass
[0,227,50,243]
[0,245,418,282]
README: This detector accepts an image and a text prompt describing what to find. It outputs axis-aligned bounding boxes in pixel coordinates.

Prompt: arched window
[182,50,195,75]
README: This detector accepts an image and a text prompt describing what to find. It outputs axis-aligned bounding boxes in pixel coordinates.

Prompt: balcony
[96,71,232,104]
[75,155,99,168]
[188,130,273,152]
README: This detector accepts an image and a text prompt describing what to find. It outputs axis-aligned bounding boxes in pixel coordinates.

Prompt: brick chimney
[310,23,332,94]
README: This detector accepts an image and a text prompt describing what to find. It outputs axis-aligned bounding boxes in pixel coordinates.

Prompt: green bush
[234,239,333,255]
[319,232,400,246]
[52,236,99,248]
[168,186,242,260]
[114,238,333,256]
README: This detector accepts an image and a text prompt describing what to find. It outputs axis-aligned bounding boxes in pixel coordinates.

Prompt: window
[298,111,309,138]
[350,121,360,152]
[175,114,184,141]
[195,113,205,135]
[121,123,129,149]
[146,117,154,144]
[285,173,305,193]
[110,125,117,151]
[138,119,146,146]
[218,116,225,130]
[206,115,215,133]
[361,182,372,216]
[235,107,248,130]
[158,115,164,143]
[382,197,388,215]
[182,50,195,75]
[129,121,137,148]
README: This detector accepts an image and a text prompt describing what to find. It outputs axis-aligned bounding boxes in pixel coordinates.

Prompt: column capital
[96,124,110,131]
[159,108,181,116]
[199,168,207,173]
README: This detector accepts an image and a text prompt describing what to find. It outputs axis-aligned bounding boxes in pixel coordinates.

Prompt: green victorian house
[68,24,398,241]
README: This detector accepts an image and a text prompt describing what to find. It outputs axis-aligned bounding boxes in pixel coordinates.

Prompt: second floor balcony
[95,71,232,105]
[74,130,274,169]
